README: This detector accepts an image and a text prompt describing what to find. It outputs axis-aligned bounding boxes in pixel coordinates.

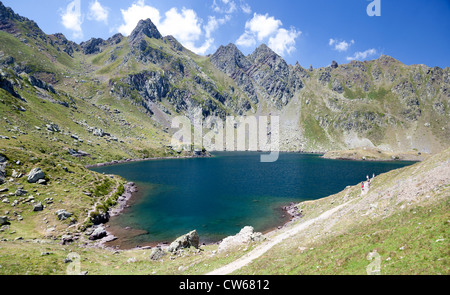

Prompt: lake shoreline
[85,153,212,169]
[89,150,413,251]
[97,190,307,251]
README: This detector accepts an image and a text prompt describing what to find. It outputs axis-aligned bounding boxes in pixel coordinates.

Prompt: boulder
[27,168,45,183]
[61,234,74,245]
[218,226,265,253]
[0,216,10,226]
[149,247,166,260]
[33,202,44,211]
[15,188,27,196]
[168,230,199,252]
[91,211,109,225]
[331,60,339,69]
[93,128,105,137]
[56,209,72,220]
[0,155,6,185]
[89,226,107,240]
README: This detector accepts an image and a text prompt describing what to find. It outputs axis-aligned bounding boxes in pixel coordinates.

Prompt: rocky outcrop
[28,75,55,94]
[80,38,106,55]
[56,209,72,221]
[0,216,10,226]
[129,18,162,45]
[27,168,45,183]
[218,226,264,253]
[210,43,304,109]
[0,153,7,185]
[89,226,107,240]
[0,73,20,98]
[149,247,166,260]
[168,230,200,252]
[49,33,80,57]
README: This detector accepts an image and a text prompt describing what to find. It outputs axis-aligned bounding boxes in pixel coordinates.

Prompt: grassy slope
[233,148,449,275]
[0,148,447,275]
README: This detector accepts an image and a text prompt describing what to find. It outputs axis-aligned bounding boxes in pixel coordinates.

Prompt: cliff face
[0,1,449,155]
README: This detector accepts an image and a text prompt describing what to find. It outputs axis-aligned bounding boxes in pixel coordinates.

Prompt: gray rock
[15,188,27,196]
[0,155,6,185]
[27,168,45,183]
[168,230,199,252]
[218,226,265,253]
[129,19,162,44]
[33,202,44,211]
[61,234,73,245]
[46,123,60,132]
[80,38,106,55]
[56,209,72,220]
[0,216,10,226]
[149,247,166,260]
[89,226,107,240]
[93,128,105,137]
[331,60,339,69]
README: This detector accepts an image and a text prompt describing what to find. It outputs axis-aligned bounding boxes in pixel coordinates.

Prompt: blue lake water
[90,152,415,247]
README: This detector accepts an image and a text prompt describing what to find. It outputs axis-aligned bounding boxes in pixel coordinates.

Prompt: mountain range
[0,1,448,162]
[0,1,448,276]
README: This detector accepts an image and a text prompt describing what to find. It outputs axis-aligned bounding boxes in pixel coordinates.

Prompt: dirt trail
[206,199,352,275]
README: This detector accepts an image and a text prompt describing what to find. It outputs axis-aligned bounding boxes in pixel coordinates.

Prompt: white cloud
[204,15,231,39]
[236,31,256,47]
[245,13,282,41]
[236,13,300,57]
[213,0,237,14]
[329,38,354,52]
[88,0,108,24]
[159,8,202,44]
[118,0,161,36]
[268,27,301,56]
[240,2,252,14]
[118,1,214,55]
[346,48,378,61]
[61,0,83,39]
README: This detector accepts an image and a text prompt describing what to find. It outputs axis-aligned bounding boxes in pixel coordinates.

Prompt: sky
[2,0,450,68]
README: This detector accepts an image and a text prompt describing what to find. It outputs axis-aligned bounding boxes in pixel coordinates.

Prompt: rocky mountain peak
[248,44,279,64]
[0,1,46,39]
[210,43,252,75]
[129,18,162,43]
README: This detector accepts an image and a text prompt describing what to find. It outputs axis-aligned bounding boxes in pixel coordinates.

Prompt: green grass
[233,198,449,275]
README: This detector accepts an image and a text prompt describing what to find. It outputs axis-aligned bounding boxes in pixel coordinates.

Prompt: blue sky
[2,0,449,68]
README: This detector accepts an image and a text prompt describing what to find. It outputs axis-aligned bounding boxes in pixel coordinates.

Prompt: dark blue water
[91,152,415,246]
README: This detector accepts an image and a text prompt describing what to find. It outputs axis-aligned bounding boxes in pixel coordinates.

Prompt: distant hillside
[1,1,449,159]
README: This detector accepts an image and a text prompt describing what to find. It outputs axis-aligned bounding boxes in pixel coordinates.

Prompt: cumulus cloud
[236,13,301,56]
[212,0,237,14]
[240,2,252,14]
[118,0,161,36]
[329,38,354,52]
[118,1,214,55]
[88,0,109,24]
[160,7,206,52]
[61,0,83,39]
[268,27,301,56]
[204,15,231,39]
[346,48,378,61]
